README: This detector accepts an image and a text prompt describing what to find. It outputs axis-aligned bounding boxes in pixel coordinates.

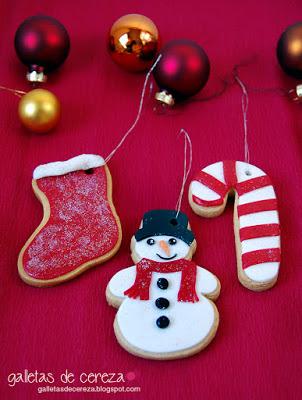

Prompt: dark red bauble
[277,22,302,79]
[153,39,210,105]
[15,15,70,79]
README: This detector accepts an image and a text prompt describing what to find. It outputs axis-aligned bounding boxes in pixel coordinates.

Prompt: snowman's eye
[147,238,155,245]
[168,238,177,245]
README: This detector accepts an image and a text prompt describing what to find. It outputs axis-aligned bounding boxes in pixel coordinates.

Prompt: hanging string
[231,61,289,97]
[105,54,162,163]
[234,74,250,164]
[148,80,154,98]
[175,128,193,217]
[0,85,26,98]
[191,76,229,103]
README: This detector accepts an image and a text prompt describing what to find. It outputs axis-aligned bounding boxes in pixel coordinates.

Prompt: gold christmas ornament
[108,13,160,72]
[18,89,60,133]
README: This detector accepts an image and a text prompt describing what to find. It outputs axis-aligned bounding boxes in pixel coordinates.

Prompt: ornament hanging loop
[234,74,250,165]
[27,65,47,83]
[175,128,192,217]
[105,54,162,163]
[288,84,302,102]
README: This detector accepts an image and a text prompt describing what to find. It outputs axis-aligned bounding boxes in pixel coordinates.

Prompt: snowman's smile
[156,254,177,260]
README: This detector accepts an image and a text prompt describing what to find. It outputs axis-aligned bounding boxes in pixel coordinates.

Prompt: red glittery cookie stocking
[18,154,122,287]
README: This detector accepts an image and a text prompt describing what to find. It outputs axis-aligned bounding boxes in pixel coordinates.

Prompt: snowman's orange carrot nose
[159,240,170,256]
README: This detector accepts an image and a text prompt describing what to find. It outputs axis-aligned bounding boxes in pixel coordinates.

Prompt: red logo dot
[126,371,136,381]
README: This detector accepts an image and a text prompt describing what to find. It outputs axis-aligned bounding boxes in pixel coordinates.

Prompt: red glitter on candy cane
[191,160,281,270]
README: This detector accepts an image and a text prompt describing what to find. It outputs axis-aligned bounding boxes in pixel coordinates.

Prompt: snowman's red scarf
[124,258,199,303]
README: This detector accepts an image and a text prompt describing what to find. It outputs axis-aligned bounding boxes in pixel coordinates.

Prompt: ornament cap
[26,65,47,83]
[26,70,47,83]
[155,90,175,106]
[289,84,302,102]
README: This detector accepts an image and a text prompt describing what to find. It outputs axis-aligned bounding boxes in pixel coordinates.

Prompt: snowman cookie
[106,210,220,360]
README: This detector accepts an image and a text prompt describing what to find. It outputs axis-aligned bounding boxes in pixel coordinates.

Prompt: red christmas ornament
[153,39,210,106]
[14,15,70,83]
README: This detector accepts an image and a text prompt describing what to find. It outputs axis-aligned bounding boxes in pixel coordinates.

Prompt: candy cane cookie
[189,161,281,291]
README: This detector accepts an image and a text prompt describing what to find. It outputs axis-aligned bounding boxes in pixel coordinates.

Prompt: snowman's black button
[157,278,169,290]
[156,316,170,329]
[155,297,170,309]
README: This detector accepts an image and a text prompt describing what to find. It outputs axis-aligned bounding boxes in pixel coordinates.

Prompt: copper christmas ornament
[277,22,302,79]
[108,14,160,72]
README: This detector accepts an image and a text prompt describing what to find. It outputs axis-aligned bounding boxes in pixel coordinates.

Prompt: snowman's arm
[196,266,220,301]
[106,266,136,308]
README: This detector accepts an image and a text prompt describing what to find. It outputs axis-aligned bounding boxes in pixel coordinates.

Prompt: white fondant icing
[239,210,279,228]
[117,296,215,353]
[238,186,276,205]
[33,154,105,179]
[108,266,136,299]
[134,235,191,262]
[112,270,216,353]
[191,162,277,206]
[204,161,225,183]
[244,263,279,282]
[189,160,281,285]
[108,266,218,299]
[235,161,266,182]
[241,236,280,254]
[196,267,218,294]
[191,181,221,201]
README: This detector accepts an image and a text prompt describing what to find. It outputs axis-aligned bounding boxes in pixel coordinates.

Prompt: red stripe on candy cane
[236,175,272,196]
[223,160,237,187]
[242,248,281,269]
[237,199,278,216]
[194,170,228,197]
[189,160,281,290]
[192,165,236,207]
[240,224,280,241]
[192,195,224,207]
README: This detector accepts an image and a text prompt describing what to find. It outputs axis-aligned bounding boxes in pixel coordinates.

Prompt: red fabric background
[1,1,301,399]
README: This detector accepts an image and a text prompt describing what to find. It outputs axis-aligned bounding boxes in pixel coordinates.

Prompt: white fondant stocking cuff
[33,154,105,179]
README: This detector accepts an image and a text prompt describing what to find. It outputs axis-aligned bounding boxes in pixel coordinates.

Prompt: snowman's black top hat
[135,209,195,245]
